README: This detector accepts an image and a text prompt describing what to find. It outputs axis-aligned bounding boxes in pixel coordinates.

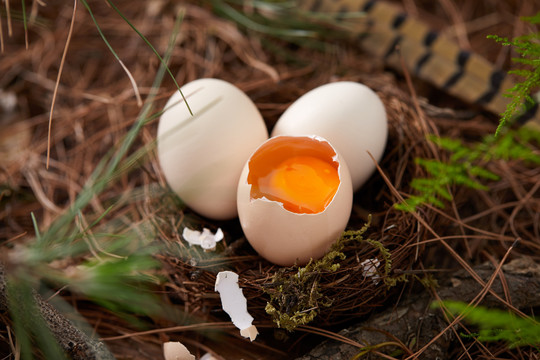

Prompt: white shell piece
[182,227,223,251]
[271,81,388,191]
[360,258,381,284]
[163,341,195,360]
[200,354,219,360]
[215,271,258,341]
[240,325,259,341]
[0,89,17,112]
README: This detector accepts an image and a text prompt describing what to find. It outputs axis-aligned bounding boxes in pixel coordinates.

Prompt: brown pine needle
[118,58,143,107]
[2,2,538,359]
[407,239,519,360]
[47,0,77,170]
[0,12,4,53]
[370,151,530,318]
[100,322,235,341]
[23,10,28,50]
[5,0,12,37]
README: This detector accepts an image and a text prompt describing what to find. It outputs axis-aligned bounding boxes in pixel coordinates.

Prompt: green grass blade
[38,7,185,257]
[30,212,41,242]
[211,0,317,38]
[21,0,28,49]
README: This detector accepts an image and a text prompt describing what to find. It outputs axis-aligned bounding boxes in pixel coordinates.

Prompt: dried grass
[1,0,539,359]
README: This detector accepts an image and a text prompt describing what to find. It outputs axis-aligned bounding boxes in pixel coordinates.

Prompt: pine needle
[4,0,12,36]
[105,0,193,116]
[21,0,28,49]
[78,0,143,107]
[0,11,4,53]
[47,0,77,170]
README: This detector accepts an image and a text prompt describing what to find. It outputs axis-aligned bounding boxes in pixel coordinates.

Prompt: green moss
[263,217,372,331]
[263,216,411,330]
[417,273,439,290]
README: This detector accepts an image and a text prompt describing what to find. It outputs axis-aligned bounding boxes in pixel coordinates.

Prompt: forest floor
[1,1,539,359]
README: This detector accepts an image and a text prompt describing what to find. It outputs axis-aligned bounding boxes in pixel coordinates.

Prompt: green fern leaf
[467,166,499,181]
[436,301,540,348]
[396,128,538,212]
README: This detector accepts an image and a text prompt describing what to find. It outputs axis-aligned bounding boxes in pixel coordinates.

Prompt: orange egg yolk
[248,136,340,214]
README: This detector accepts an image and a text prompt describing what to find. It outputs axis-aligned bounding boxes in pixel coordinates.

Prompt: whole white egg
[237,135,353,266]
[271,81,388,191]
[157,78,268,220]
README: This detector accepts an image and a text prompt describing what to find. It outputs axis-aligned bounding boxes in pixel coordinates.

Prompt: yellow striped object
[297,0,540,130]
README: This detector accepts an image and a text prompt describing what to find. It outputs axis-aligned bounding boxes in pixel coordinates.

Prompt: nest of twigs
[1,0,539,359]
[155,72,440,327]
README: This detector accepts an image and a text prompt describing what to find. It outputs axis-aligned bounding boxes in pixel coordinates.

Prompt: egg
[237,135,353,266]
[157,78,268,220]
[271,81,388,191]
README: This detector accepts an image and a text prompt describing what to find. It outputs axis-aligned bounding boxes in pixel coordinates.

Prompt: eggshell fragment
[237,135,353,266]
[163,341,195,360]
[182,227,223,251]
[215,271,258,341]
[157,78,268,220]
[360,258,381,285]
[200,354,219,360]
[271,81,388,191]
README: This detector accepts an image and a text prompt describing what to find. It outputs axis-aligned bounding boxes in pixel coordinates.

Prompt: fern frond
[488,12,540,134]
[436,301,540,349]
[395,128,539,212]
[467,165,499,181]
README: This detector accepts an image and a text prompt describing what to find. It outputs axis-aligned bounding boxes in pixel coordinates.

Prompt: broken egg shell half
[237,135,353,266]
[157,78,268,220]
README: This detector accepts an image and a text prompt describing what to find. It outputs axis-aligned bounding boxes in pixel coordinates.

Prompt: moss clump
[263,218,371,331]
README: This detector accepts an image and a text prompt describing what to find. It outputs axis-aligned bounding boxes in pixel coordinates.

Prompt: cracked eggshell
[163,342,195,360]
[236,135,353,266]
[271,81,388,191]
[157,78,268,220]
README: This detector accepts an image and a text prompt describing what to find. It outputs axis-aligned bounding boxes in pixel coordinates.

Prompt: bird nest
[153,79,441,330]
